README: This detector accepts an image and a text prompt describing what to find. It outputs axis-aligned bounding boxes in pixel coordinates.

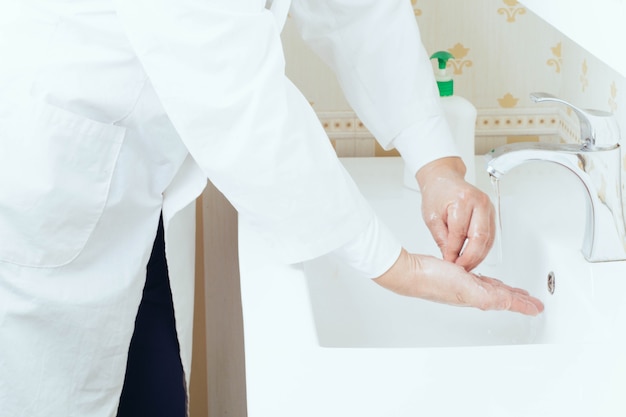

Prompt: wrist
[416,157,466,190]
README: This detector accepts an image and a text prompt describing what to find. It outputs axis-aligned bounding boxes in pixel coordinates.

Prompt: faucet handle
[530,92,620,149]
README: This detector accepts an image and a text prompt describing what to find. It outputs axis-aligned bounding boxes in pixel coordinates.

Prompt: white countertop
[238,157,626,417]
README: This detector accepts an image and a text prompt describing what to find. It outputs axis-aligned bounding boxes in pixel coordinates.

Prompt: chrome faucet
[485,92,626,262]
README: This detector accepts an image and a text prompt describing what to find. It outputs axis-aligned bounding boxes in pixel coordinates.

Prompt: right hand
[416,157,496,272]
[373,249,544,316]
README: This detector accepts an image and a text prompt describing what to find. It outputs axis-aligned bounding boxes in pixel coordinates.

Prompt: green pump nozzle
[430,51,454,97]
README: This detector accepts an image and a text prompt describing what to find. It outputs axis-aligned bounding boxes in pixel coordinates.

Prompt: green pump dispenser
[430,51,454,97]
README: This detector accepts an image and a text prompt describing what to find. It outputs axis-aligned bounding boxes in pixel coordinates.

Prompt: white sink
[304,158,624,348]
[238,157,626,417]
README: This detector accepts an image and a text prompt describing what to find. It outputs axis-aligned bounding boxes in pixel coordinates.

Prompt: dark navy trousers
[117,217,186,417]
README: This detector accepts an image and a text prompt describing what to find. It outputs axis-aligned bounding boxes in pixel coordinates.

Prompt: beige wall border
[318,107,579,157]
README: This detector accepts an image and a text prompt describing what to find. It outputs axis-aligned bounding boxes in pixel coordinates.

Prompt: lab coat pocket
[0,100,126,267]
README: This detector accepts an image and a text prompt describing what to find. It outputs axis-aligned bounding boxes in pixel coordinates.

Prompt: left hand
[373,249,544,316]
[416,157,495,271]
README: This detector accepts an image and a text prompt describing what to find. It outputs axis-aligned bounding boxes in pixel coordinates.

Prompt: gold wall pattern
[547,42,562,74]
[498,93,519,108]
[282,0,623,134]
[447,43,472,75]
[411,0,422,17]
[609,81,618,113]
[320,108,562,156]
[497,0,526,22]
[580,59,589,92]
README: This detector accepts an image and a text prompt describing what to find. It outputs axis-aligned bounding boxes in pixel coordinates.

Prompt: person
[0,0,544,416]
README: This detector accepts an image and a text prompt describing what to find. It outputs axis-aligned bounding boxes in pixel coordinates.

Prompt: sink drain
[547,271,555,294]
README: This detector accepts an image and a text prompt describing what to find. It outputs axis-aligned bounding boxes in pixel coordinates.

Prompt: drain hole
[547,271,555,294]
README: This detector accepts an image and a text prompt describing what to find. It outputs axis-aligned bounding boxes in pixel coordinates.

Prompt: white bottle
[403,51,477,190]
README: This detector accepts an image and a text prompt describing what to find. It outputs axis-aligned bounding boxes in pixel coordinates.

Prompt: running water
[486,174,503,265]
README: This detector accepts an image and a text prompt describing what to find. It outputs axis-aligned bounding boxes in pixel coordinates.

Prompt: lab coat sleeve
[289,0,460,176]
[332,215,402,278]
[111,0,394,264]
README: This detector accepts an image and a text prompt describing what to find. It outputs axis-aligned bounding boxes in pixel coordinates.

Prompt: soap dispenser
[403,51,478,189]
[431,50,477,185]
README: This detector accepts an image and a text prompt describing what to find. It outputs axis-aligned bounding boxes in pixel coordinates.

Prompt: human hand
[416,157,495,271]
[373,249,544,316]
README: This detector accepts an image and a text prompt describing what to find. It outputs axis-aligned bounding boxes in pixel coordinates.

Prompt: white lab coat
[0,0,456,415]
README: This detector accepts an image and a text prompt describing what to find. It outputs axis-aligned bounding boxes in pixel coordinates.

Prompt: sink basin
[304,158,622,348]
[238,157,626,417]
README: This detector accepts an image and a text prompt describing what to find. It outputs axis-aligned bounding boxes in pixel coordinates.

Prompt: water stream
[485,175,503,265]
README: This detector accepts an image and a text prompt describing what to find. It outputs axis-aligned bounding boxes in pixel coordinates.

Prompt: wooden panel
[189,198,208,416]
[200,181,248,417]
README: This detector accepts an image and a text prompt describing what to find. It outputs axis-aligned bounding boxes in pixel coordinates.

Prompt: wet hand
[416,157,495,271]
[373,249,544,316]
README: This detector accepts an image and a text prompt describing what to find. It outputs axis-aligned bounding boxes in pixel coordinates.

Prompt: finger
[443,201,471,263]
[472,278,544,316]
[455,206,495,271]
[503,290,545,316]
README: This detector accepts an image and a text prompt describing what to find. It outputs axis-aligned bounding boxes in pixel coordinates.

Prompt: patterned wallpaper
[419,0,626,242]
[282,0,626,216]
[412,0,626,197]
[414,0,622,115]
[283,0,624,152]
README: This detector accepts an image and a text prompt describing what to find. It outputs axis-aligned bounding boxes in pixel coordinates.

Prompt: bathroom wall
[282,0,626,169]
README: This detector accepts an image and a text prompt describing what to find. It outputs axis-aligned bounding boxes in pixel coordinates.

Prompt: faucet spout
[486,93,625,262]
[486,141,626,262]
[529,92,620,149]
